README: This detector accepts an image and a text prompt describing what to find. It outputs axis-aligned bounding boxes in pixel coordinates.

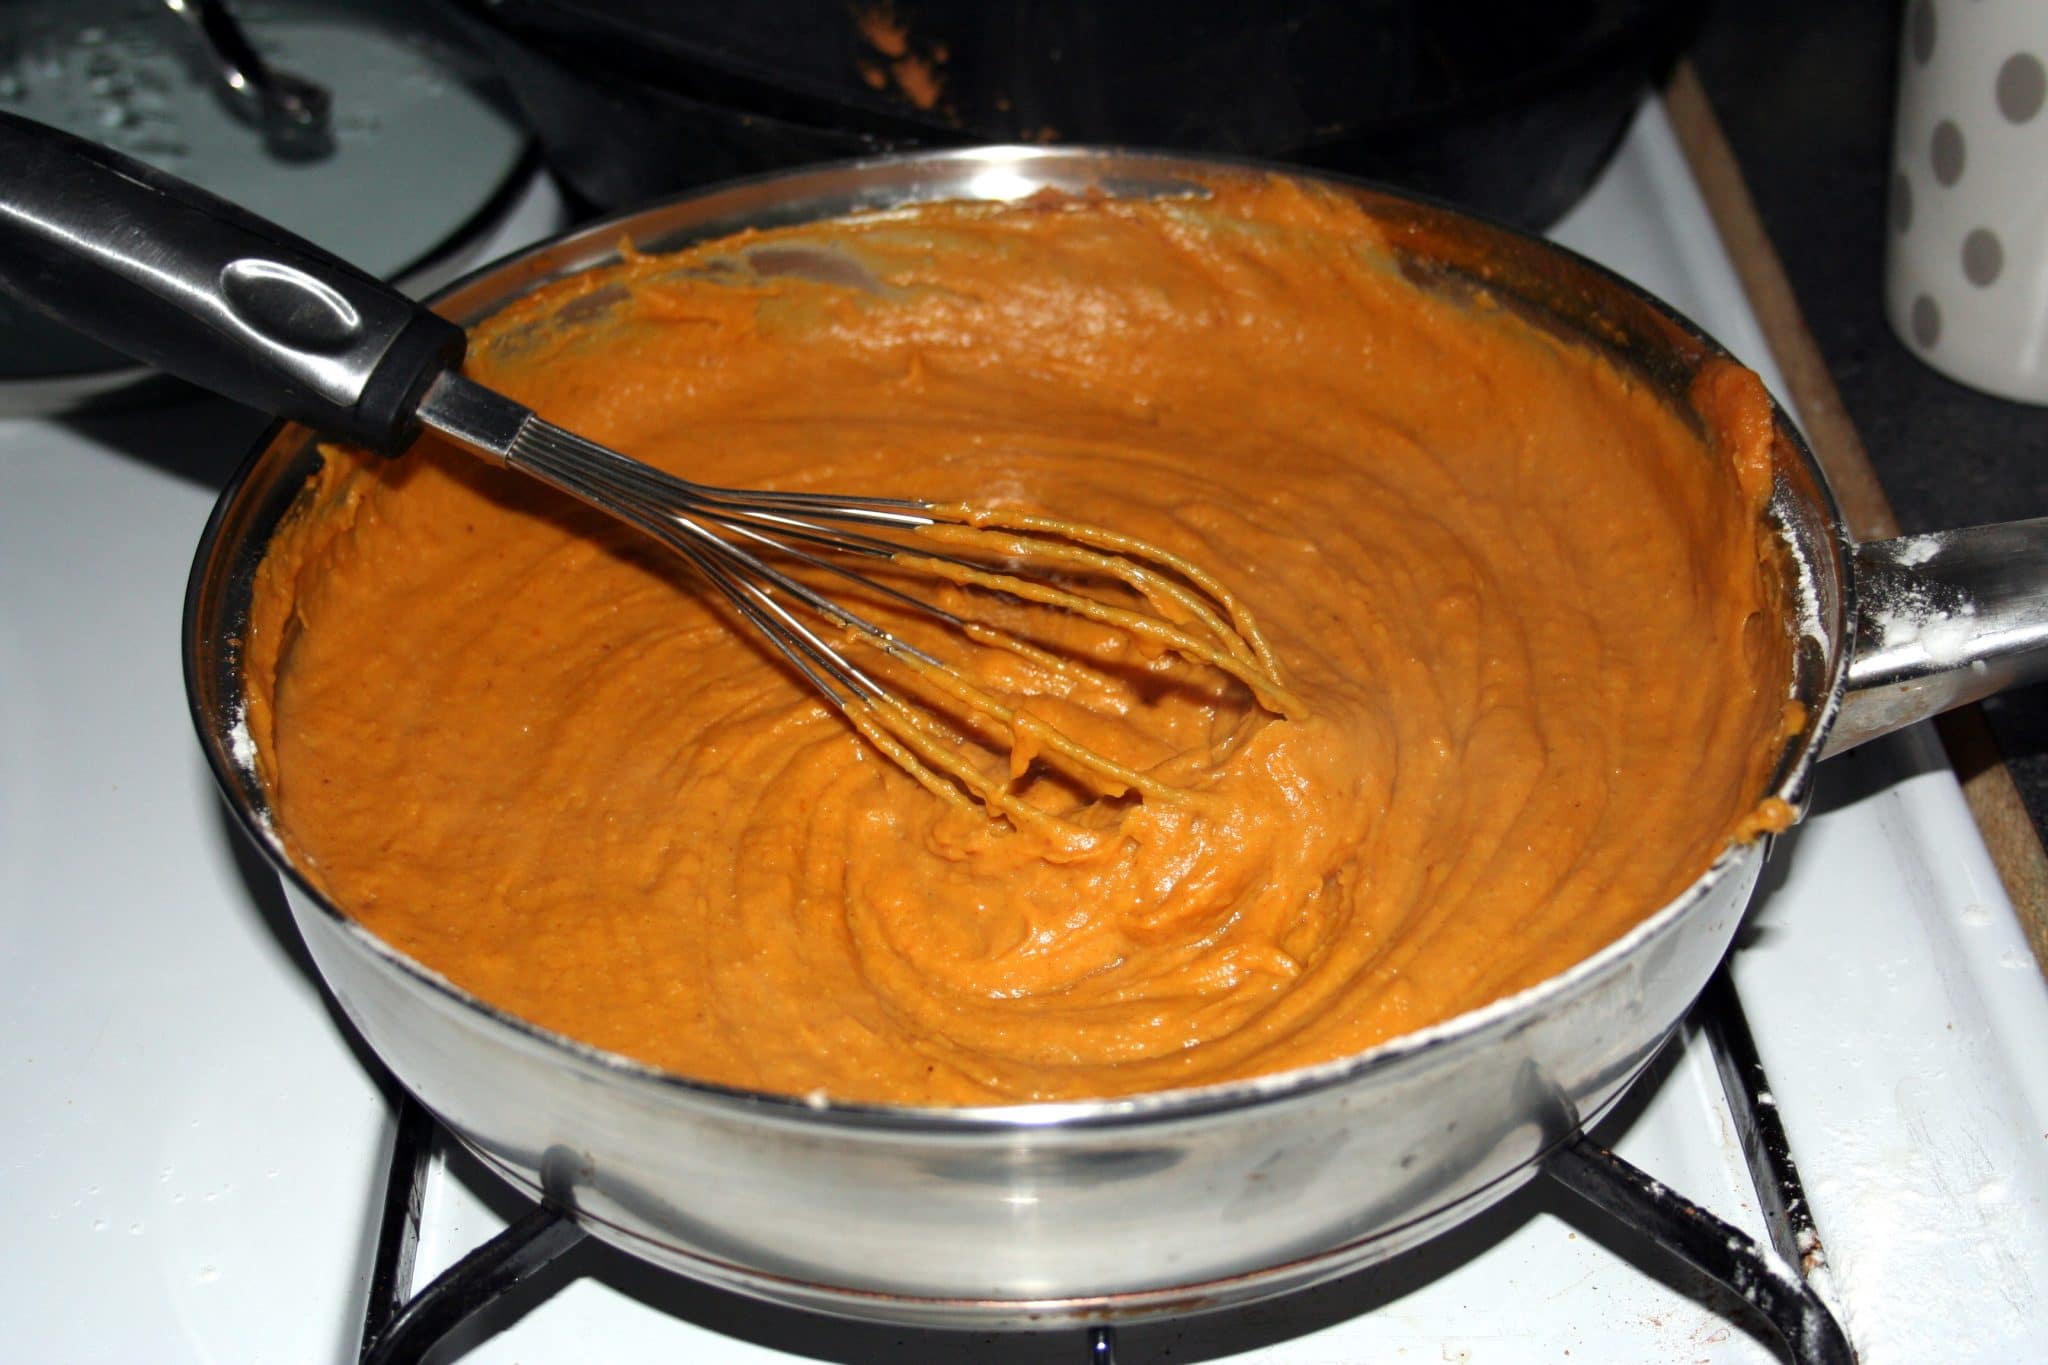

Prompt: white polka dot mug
[1887,0,2048,404]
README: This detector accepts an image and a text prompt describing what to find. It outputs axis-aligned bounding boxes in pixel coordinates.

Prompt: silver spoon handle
[165,0,333,158]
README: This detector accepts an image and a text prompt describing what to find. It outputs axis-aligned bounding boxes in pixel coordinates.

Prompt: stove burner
[355,972,1855,1364]
[361,1094,588,1365]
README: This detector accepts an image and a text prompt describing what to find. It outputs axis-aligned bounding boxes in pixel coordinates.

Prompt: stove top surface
[3,99,2044,1364]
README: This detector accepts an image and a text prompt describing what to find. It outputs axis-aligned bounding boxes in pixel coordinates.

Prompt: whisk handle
[0,111,462,454]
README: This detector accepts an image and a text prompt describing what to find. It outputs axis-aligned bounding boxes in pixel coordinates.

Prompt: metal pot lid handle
[1824,519,2048,757]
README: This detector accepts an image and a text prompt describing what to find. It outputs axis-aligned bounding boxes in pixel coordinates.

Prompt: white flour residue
[1892,534,1942,567]
[1916,605,1980,665]
[1784,520,1825,647]
[227,702,259,774]
[1868,574,1978,665]
[225,703,275,838]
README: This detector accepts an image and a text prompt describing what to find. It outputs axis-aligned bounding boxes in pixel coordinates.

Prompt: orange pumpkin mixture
[243,177,1792,1105]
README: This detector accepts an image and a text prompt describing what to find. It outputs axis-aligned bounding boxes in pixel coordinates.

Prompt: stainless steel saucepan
[29,139,2040,1332]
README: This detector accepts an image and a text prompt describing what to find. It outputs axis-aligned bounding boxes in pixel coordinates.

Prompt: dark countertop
[1689,0,2048,839]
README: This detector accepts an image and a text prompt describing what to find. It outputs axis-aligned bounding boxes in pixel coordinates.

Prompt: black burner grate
[356,969,1855,1364]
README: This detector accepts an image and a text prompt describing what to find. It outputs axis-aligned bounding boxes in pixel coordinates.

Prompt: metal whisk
[424,372,1302,839]
[0,113,1300,836]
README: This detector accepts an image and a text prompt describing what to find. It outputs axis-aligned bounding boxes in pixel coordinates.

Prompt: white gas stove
[4,100,2045,1364]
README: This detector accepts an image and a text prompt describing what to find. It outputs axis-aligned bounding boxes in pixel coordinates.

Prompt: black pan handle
[0,111,463,453]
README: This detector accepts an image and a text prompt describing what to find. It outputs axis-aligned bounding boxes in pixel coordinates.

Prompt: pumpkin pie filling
[243,177,1793,1105]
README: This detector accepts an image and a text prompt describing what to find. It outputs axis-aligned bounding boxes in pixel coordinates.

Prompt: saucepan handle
[1824,519,2048,757]
[0,111,462,453]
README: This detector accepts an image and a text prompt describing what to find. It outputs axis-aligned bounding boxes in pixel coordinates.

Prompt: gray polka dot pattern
[1963,227,2004,285]
[1912,294,1942,348]
[1886,4,2048,397]
[1997,53,2045,123]
[1932,119,1966,185]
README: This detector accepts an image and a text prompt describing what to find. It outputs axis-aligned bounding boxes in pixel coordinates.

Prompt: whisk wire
[430,376,1299,836]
